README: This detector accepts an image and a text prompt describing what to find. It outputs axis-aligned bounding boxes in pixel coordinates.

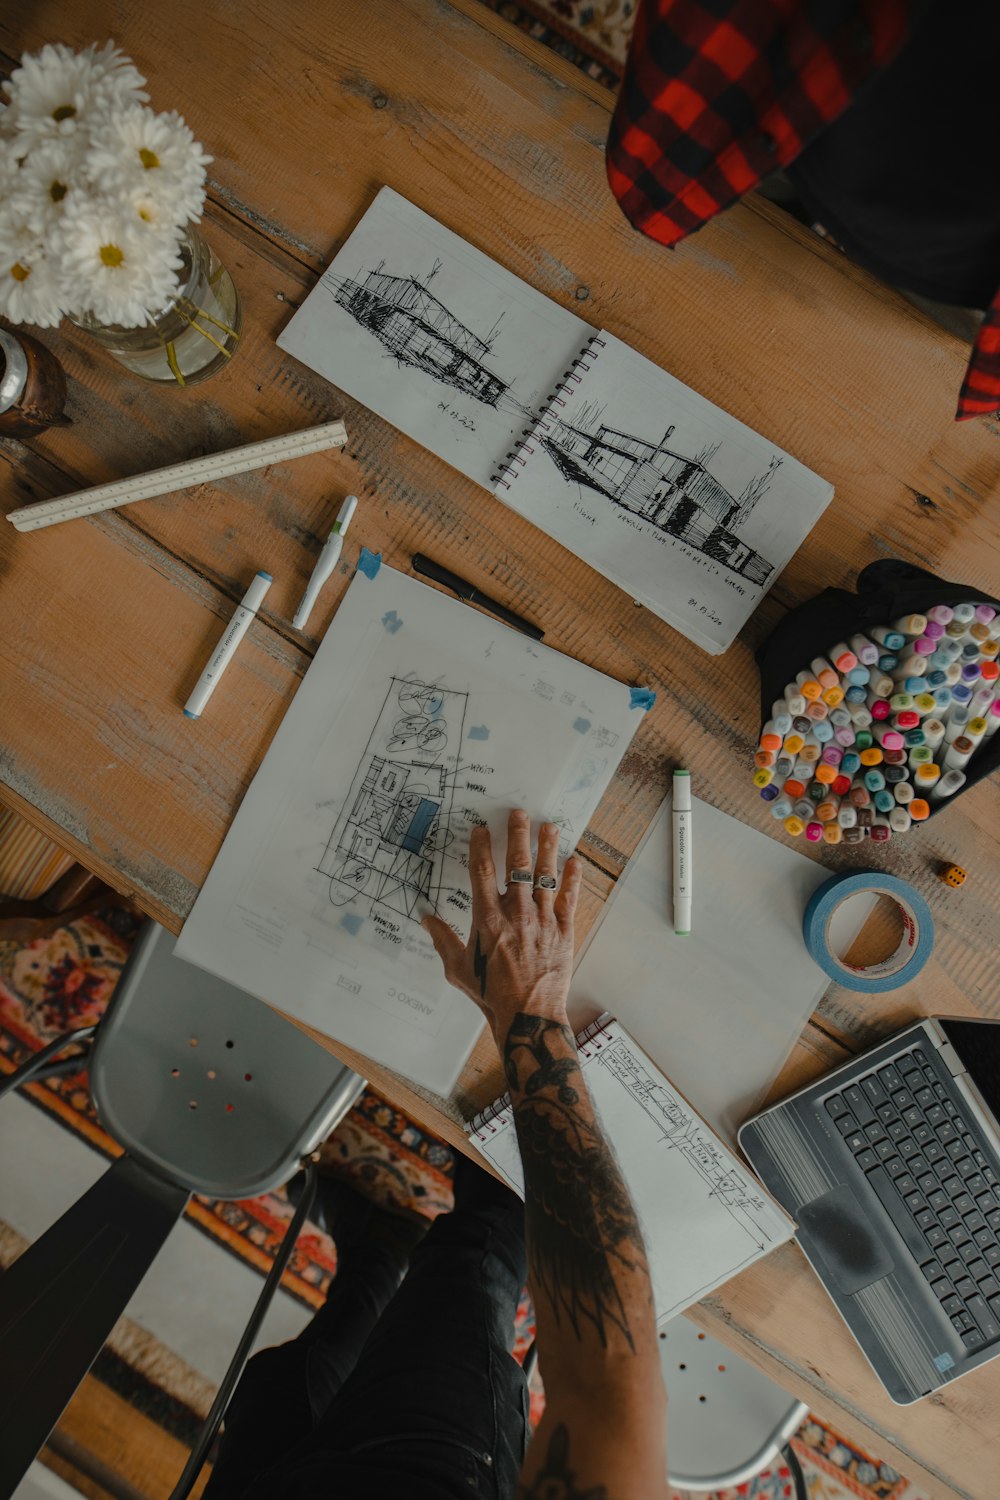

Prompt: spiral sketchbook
[467,1014,794,1324]
[279,187,834,654]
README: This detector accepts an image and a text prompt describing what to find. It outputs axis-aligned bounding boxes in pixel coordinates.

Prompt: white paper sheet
[277,186,589,492]
[505,333,834,653]
[568,796,873,1142]
[177,565,648,1095]
[471,1020,793,1324]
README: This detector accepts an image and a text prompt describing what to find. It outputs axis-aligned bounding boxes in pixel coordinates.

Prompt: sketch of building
[542,417,778,585]
[325,259,510,407]
[318,678,467,924]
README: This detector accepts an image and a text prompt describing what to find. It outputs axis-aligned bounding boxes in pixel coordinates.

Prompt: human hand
[422,809,582,1049]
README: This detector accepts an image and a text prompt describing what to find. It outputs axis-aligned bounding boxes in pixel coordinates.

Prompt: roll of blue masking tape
[803,871,934,991]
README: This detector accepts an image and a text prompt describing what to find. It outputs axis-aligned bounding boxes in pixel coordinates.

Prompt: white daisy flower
[116,180,190,236]
[87,104,209,225]
[0,138,21,194]
[2,43,104,143]
[10,138,88,234]
[85,41,148,110]
[55,200,182,326]
[0,214,66,326]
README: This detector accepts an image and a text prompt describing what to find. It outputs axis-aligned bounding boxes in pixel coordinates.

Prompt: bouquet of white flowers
[0,41,211,330]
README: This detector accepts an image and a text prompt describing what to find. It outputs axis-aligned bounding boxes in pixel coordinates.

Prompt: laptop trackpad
[796,1185,896,1295]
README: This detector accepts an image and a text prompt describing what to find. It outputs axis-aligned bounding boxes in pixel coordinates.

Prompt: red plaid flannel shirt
[606,0,1000,421]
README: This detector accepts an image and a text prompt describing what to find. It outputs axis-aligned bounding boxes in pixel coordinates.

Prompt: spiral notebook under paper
[468,1015,794,1325]
[278,186,834,654]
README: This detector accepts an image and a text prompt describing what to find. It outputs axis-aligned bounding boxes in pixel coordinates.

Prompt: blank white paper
[568,795,872,1141]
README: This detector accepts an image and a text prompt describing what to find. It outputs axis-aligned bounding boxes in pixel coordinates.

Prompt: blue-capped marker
[184,570,273,719]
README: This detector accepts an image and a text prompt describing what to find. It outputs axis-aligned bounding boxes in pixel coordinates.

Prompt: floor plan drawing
[317,677,468,924]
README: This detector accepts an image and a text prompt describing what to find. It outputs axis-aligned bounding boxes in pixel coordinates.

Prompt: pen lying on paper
[411,554,544,640]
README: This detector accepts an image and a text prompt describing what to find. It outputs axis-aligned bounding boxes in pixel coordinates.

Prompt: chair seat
[89,922,366,1199]
[660,1315,807,1491]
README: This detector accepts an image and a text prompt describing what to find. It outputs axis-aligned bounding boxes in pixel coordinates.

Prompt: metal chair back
[90,920,366,1197]
[0,920,365,1498]
[660,1314,808,1491]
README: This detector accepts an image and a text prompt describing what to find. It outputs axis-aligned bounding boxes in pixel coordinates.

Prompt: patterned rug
[0,910,930,1498]
[476,0,636,89]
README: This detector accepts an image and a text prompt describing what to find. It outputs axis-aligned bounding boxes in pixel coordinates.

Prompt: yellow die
[939,863,967,888]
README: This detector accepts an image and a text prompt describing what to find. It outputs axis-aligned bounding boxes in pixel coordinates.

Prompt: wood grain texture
[2,2,999,1494]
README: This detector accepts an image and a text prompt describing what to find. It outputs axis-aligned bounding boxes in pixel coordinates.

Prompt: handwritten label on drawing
[688,598,724,629]
[573,502,598,525]
[437,400,476,432]
[611,511,754,599]
[371,910,402,945]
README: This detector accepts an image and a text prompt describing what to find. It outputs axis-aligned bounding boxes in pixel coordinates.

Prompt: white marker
[930,768,966,800]
[672,768,692,936]
[184,571,272,719]
[292,494,359,631]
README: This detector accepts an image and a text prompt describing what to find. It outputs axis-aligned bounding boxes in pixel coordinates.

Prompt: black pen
[411,554,545,640]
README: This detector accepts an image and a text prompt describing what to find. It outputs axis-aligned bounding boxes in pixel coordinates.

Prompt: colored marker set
[752,601,1000,844]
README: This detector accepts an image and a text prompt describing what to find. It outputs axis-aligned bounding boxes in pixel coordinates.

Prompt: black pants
[203,1167,530,1499]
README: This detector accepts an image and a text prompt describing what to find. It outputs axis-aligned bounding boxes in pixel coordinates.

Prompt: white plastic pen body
[292,494,359,631]
[184,571,272,719]
[672,768,692,936]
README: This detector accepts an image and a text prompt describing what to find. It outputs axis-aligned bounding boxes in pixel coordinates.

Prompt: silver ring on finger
[507,868,534,886]
[534,874,558,891]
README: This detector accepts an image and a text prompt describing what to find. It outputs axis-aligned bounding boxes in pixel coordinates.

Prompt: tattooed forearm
[473,931,488,999]
[517,1425,607,1500]
[504,1013,650,1353]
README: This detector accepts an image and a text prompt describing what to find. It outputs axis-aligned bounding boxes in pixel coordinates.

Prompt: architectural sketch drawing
[598,1040,779,1247]
[542,407,782,586]
[317,677,467,924]
[324,257,514,409]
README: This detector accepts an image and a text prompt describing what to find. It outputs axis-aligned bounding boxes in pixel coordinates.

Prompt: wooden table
[2,3,999,1496]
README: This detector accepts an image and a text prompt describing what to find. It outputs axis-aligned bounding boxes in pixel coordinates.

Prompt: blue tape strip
[629,687,656,711]
[357,547,382,579]
[802,871,934,992]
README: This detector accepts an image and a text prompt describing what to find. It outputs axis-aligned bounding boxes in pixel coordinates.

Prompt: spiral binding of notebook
[467,1010,615,1138]
[490,334,607,491]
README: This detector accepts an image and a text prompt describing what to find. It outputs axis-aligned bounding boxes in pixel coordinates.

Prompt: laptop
[739,1016,1000,1404]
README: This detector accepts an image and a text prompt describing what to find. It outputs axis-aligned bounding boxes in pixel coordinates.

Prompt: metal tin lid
[0,329,29,415]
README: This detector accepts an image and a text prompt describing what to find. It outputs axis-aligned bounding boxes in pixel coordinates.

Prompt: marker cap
[334,493,359,532]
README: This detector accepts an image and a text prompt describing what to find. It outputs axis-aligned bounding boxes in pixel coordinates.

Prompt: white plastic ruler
[8,419,348,532]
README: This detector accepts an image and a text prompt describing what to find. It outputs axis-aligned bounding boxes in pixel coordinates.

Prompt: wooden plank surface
[2,2,999,1495]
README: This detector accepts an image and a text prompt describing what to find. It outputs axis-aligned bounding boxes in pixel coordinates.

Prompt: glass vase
[71,225,242,386]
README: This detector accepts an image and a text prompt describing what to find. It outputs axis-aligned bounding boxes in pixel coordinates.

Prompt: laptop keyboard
[825,1046,1000,1353]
